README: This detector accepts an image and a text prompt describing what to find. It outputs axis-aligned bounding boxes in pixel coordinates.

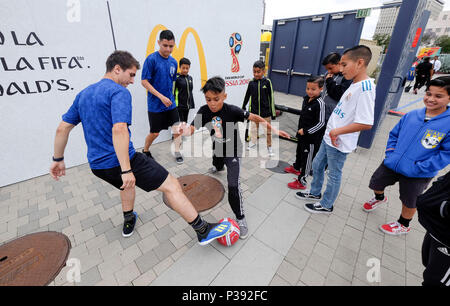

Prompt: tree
[435,35,450,53]
[372,34,391,53]
[421,33,435,45]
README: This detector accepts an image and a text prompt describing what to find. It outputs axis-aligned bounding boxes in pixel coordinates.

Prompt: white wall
[0,0,263,187]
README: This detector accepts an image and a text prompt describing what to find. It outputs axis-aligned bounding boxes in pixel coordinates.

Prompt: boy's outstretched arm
[329,123,372,147]
[248,113,290,138]
[173,122,195,137]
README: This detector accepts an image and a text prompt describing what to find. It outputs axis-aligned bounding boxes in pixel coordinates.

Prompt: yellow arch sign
[146,24,208,86]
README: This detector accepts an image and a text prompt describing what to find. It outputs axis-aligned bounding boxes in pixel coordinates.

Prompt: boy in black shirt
[414,57,433,94]
[287,76,326,190]
[178,77,290,239]
[174,57,195,123]
[242,60,276,156]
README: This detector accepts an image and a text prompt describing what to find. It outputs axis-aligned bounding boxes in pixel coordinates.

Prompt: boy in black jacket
[417,171,450,287]
[174,57,195,123]
[322,52,352,122]
[287,76,326,190]
[242,60,276,156]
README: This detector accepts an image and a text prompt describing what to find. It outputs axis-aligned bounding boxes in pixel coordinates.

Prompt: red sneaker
[287,179,306,190]
[379,221,410,235]
[284,165,301,176]
[363,196,388,212]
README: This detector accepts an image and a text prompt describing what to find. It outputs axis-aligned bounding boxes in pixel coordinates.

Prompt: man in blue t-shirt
[49,51,231,245]
[141,29,183,164]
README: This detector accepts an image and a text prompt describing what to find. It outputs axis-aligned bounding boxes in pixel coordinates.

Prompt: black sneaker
[175,152,184,164]
[122,212,137,237]
[142,149,153,159]
[299,177,307,187]
[295,191,321,201]
[304,202,333,214]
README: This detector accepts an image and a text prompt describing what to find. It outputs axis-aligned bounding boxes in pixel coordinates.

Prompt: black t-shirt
[191,103,250,157]
[416,62,433,77]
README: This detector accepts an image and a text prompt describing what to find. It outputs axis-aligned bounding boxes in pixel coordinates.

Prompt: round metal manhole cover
[263,160,291,173]
[0,232,71,286]
[163,174,225,212]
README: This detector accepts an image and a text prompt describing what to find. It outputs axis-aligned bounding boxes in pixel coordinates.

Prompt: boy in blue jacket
[363,76,450,235]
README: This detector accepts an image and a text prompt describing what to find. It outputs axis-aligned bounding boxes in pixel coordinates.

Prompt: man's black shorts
[91,152,169,192]
[369,163,432,209]
[148,108,180,133]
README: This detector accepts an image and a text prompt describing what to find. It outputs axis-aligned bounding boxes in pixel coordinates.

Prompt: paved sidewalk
[0,87,448,286]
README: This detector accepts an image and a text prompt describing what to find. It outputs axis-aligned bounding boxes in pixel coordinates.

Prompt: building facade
[425,9,450,38]
[374,0,445,37]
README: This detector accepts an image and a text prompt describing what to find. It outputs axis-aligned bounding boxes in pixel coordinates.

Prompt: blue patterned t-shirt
[62,78,136,169]
[142,51,178,113]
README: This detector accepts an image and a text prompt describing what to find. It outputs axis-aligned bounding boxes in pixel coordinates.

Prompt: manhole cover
[0,232,71,286]
[163,174,225,212]
[264,160,291,173]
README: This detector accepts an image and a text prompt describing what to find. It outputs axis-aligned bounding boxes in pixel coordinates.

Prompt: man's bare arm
[141,79,172,107]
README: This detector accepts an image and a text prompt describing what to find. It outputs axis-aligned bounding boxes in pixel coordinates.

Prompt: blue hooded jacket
[383,106,450,178]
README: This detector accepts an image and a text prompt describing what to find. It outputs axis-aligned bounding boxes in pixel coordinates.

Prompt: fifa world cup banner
[0,0,263,187]
[417,47,441,59]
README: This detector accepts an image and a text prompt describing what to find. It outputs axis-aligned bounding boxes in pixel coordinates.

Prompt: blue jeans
[310,141,349,209]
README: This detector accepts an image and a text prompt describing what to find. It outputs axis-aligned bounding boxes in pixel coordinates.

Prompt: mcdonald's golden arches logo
[146,25,208,86]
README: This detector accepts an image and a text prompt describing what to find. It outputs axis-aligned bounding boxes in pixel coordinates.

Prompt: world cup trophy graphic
[229,32,242,73]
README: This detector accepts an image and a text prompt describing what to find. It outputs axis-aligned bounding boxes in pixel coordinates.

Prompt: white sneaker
[237,218,248,239]
[268,147,274,156]
[379,221,410,235]
[208,166,224,174]
[362,196,388,212]
[247,142,256,150]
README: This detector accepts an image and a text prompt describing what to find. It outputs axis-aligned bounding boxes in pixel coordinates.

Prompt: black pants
[293,136,321,180]
[422,232,450,287]
[414,75,430,90]
[293,133,303,171]
[213,155,245,220]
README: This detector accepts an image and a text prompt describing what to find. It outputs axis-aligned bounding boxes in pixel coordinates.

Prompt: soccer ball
[229,32,242,55]
[217,218,240,247]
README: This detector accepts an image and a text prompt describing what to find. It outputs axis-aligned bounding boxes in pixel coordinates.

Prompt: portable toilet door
[269,11,364,96]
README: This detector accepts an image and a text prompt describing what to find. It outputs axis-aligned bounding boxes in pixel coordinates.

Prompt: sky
[264,0,450,39]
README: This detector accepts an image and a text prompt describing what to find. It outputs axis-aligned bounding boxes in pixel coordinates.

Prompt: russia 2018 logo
[229,32,242,73]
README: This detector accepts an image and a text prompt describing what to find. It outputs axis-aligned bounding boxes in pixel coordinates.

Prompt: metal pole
[262,0,266,25]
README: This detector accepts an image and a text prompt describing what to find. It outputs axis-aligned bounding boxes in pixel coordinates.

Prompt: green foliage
[372,34,391,53]
[435,35,450,53]
[421,33,434,45]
